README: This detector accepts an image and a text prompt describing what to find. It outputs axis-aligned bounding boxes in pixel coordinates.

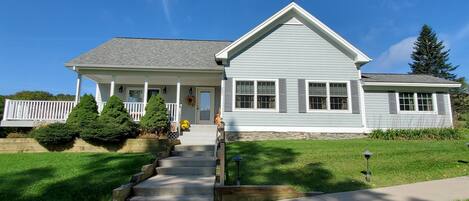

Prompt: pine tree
[99,96,134,129]
[140,94,169,134]
[66,94,99,129]
[409,24,458,80]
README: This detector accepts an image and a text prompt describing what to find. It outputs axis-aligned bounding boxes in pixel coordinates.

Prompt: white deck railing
[3,99,179,122]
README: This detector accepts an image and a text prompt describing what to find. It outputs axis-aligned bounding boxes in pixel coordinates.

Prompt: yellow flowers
[180,120,190,131]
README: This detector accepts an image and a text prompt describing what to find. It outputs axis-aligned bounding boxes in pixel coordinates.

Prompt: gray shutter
[224,78,233,112]
[350,80,360,114]
[298,79,306,113]
[388,91,397,114]
[279,79,287,113]
[436,92,446,115]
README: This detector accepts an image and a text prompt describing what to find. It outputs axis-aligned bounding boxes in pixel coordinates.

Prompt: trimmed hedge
[369,128,462,140]
[66,94,99,129]
[31,123,78,146]
[140,94,169,134]
[80,122,131,143]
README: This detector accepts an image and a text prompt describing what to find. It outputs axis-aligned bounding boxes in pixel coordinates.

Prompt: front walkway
[282,176,469,201]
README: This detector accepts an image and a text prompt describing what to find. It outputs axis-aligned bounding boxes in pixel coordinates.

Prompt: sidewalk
[281,176,469,201]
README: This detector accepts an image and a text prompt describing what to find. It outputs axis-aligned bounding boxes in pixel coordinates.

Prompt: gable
[216,2,371,66]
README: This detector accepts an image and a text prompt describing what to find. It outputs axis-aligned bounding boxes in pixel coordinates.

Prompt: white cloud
[455,23,469,40]
[372,36,416,69]
[160,0,178,35]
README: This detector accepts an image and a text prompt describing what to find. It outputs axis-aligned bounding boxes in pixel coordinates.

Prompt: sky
[0,0,468,95]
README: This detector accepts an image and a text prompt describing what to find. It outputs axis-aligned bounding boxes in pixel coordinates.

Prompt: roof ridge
[362,72,411,75]
[114,37,233,42]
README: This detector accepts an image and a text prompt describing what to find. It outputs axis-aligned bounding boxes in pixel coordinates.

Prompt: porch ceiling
[80,69,222,86]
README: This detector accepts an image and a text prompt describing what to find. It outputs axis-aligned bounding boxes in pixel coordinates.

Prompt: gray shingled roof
[66,37,231,70]
[362,73,459,84]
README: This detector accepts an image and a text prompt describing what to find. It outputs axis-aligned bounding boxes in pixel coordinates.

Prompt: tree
[140,94,169,134]
[66,94,99,129]
[10,91,54,100]
[409,24,458,80]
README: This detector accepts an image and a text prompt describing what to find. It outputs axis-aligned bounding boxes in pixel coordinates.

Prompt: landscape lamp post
[233,155,242,186]
[363,150,373,182]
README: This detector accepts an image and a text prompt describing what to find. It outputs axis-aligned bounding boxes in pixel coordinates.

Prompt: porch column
[110,75,116,97]
[176,79,181,131]
[143,79,149,114]
[74,73,82,105]
[220,77,225,118]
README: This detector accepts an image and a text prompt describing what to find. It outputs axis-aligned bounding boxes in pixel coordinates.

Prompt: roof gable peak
[215,2,371,65]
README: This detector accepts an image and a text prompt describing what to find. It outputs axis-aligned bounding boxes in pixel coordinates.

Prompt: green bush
[31,123,78,146]
[66,94,99,129]
[99,96,135,130]
[140,94,169,134]
[369,128,462,140]
[80,121,131,143]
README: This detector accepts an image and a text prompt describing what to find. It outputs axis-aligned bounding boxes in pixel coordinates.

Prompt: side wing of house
[218,3,370,132]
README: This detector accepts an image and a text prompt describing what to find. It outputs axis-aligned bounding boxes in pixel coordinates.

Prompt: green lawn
[0,152,154,201]
[226,138,469,193]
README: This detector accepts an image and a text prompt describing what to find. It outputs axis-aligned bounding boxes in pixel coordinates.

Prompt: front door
[196,87,215,124]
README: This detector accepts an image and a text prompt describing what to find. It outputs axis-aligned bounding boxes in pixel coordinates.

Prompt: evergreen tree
[140,94,169,134]
[66,94,99,129]
[99,96,134,129]
[409,24,458,80]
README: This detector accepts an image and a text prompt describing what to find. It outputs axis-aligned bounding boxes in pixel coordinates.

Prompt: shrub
[140,95,169,134]
[99,96,135,131]
[80,121,131,143]
[66,94,99,129]
[369,128,462,140]
[31,123,78,146]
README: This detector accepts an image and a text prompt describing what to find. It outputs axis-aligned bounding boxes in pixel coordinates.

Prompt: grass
[0,152,154,201]
[226,138,469,193]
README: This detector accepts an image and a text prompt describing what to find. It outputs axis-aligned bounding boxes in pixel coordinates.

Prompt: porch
[1,69,223,128]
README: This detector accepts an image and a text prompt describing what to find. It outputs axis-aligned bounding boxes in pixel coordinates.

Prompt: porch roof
[65,37,231,71]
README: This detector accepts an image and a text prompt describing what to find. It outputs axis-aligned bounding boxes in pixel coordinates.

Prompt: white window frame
[232,78,279,112]
[306,80,352,113]
[396,92,437,114]
[126,87,161,102]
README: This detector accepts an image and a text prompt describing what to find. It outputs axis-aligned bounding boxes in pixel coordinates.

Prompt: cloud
[372,36,416,70]
[455,23,469,40]
[160,0,179,35]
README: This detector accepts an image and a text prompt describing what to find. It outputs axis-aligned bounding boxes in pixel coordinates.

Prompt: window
[399,92,415,111]
[307,81,350,112]
[235,81,254,109]
[257,81,276,109]
[417,93,433,111]
[234,79,277,110]
[329,83,348,110]
[127,89,143,102]
[308,83,327,109]
[398,92,435,112]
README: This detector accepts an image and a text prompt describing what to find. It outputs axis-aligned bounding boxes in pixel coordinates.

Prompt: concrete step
[156,167,216,176]
[159,156,216,167]
[171,151,214,157]
[174,145,215,152]
[133,175,215,196]
[130,195,213,201]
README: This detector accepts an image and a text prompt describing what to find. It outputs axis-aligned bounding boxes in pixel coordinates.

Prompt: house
[1,3,460,139]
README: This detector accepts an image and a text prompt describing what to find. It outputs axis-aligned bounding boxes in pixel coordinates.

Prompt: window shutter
[224,78,233,112]
[279,79,287,113]
[388,91,397,114]
[350,80,360,114]
[298,79,306,113]
[436,92,446,115]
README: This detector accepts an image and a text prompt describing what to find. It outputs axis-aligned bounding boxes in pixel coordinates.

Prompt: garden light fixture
[233,155,242,186]
[363,150,373,182]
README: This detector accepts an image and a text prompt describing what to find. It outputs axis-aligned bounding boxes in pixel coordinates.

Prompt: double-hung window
[234,79,277,111]
[307,81,350,112]
[398,92,435,112]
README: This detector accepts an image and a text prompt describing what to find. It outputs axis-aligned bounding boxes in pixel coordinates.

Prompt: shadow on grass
[226,141,369,194]
[0,153,154,201]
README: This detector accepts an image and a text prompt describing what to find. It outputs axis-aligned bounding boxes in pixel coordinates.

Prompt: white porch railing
[3,99,75,121]
[3,99,179,123]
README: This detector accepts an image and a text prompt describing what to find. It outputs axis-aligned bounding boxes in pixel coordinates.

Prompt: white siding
[224,21,362,129]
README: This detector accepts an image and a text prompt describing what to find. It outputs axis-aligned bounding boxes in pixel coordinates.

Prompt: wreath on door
[186,95,196,106]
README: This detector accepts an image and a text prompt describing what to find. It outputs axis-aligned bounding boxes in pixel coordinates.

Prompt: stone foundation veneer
[226,131,367,141]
